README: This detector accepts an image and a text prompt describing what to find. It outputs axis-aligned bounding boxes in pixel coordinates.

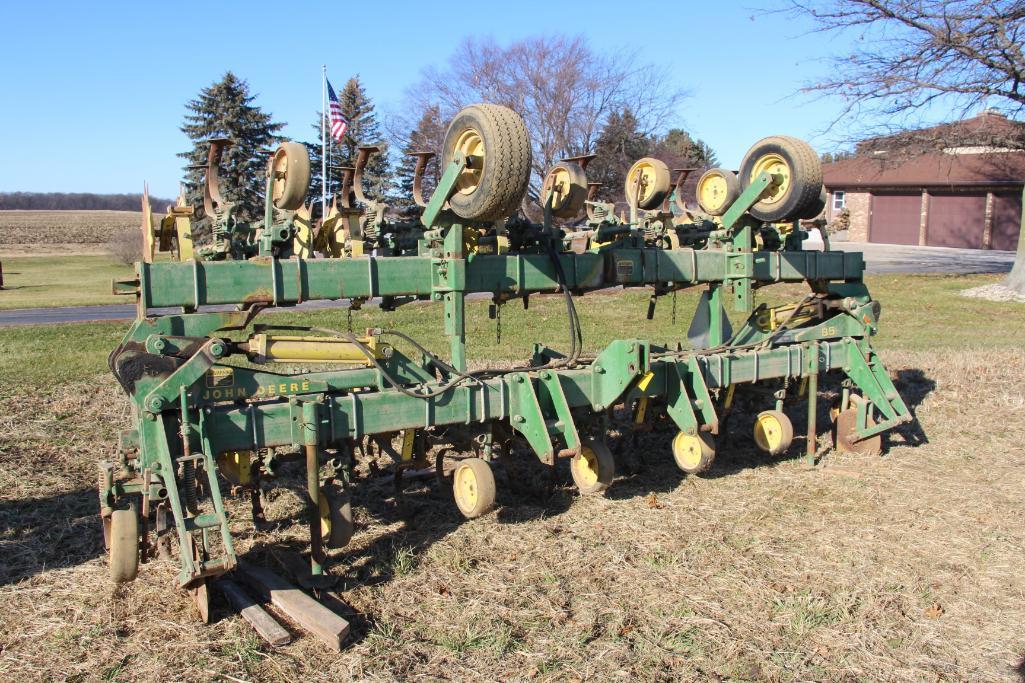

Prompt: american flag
[327,79,348,143]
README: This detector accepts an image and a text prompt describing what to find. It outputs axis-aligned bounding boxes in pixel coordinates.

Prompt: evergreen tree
[588,108,654,205]
[179,72,284,223]
[394,104,445,216]
[305,76,390,210]
[654,129,718,169]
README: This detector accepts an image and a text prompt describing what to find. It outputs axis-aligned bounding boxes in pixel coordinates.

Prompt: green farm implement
[102,103,911,623]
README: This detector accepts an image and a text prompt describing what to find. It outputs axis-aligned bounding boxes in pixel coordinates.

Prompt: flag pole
[321,65,328,218]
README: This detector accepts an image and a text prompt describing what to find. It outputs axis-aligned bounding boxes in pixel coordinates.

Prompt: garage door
[991,192,1022,251]
[926,193,987,248]
[870,194,921,245]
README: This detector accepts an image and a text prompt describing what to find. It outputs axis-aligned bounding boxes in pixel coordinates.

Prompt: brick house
[822,111,1024,250]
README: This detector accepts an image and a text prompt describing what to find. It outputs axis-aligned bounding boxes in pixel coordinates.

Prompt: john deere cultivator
[102,104,911,619]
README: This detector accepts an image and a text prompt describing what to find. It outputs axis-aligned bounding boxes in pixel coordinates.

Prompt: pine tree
[305,76,390,210]
[179,72,284,223]
[654,129,718,169]
[394,104,445,216]
[587,108,654,205]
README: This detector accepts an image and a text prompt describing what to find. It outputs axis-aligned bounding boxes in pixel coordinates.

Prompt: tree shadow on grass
[0,486,105,587]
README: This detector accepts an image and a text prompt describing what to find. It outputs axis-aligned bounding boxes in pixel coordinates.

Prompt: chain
[496,301,502,344]
[672,290,677,326]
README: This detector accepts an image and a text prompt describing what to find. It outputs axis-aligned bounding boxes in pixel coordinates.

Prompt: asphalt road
[0,242,1015,327]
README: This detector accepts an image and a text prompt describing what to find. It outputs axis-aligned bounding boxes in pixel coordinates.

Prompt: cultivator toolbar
[102,103,911,623]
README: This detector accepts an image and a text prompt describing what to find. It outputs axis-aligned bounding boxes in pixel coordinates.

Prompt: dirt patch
[1,349,1023,681]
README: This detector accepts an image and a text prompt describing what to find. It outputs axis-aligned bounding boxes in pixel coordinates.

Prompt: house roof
[822,150,1025,189]
[855,110,1025,154]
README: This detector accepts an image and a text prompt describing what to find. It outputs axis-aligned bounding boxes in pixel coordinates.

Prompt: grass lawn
[0,254,133,310]
[0,273,1023,681]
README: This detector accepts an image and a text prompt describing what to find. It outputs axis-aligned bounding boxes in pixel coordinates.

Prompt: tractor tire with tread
[739,136,822,223]
[442,104,532,222]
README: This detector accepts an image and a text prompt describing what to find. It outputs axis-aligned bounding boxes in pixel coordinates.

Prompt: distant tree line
[178,35,716,224]
[0,192,172,211]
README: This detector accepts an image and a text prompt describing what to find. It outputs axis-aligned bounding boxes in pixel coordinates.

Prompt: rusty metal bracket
[202,138,232,218]
[353,145,380,204]
[668,168,697,214]
[409,151,437,207]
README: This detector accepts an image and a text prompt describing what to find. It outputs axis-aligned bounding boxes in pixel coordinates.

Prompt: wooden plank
[218,579,292,647]
[236,561,350,652]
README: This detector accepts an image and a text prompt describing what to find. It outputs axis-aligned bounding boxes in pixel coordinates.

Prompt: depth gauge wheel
[570,439,615,494]
[625,157,672,210]
[671,431,716,474]
[695,167,740,216]
[739,136,822,222]
[441,104,532,222]
[452,458,497,519]
[109,508,139,583]
[270,141,312,211]
[753,409,794,455]
[541,162,588,218]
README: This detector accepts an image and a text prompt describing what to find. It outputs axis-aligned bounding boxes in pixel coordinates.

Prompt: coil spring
[183,460,199,514]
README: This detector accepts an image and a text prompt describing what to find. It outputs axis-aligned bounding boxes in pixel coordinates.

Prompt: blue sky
[2,1,869,198]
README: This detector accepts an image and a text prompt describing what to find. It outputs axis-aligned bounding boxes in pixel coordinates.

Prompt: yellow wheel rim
[544,166,573,210]
[672,432,704,470]
[573,447,600,487]
[754,413,784,452]
[627,161,659,205]
[453,128,485,195]
[697,172,729,212]
[750,153,791,205]
[453,463,479,510]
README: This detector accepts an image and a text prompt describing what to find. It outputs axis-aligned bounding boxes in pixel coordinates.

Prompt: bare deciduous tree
[790,0,1025,293]
[394,35,686,200]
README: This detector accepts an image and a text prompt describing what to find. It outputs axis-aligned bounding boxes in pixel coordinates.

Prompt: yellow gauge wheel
[452,127,485,195]
[695,167,740,216]
[671,431,716,474]
[109,508,139,584]
[541,162,588,218]
[570,439,615,494]
[624,157,672,210]
[753,410,794,456]
[452,458,496,519]
[270,141,312,211]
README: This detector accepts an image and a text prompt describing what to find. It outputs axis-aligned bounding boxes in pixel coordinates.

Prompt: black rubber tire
[570,438,616,494]
[797,185,827,220]
[271,142,312,211]
[109,508,139,583]
[441,104,532,222]
[739,136,822,223]
[695,167,741,216]
[625,157,672,210]
[541,162,588,219]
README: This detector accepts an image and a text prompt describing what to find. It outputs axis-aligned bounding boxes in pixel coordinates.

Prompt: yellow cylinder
[245,334,390,364]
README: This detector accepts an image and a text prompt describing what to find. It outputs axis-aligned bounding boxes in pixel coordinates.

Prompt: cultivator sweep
[102,103,911,621]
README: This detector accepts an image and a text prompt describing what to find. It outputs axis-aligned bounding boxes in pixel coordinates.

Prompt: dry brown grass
[0,211,152,253]
[1,348,1024,682]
